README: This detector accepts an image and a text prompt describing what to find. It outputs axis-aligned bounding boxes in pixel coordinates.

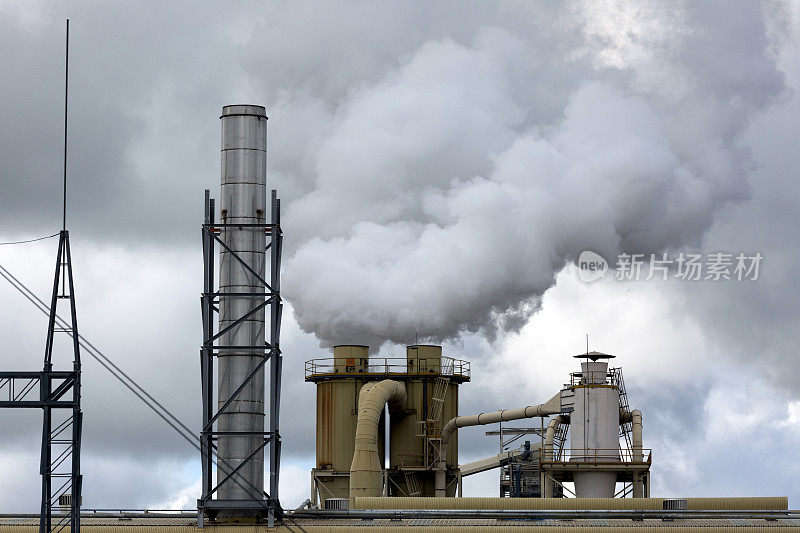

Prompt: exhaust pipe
[216,104,268,501]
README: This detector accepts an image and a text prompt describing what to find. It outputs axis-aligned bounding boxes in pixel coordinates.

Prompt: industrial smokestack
[217,104,268,501]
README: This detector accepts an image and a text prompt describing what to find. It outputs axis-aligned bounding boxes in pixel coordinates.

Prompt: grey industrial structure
[305,347,650,506]
[198,105,283,525]
[0,104,796,533]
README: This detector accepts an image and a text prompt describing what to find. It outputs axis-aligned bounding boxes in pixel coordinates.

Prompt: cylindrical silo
[570,360,619,498]
[314,345,374,499]
[389,345,460,497]
[217,104,268,501]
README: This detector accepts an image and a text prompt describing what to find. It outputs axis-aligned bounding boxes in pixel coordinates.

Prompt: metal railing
[305,357,470,379]
[566,371,616,387]
[541,448,651,464]
[397,453,431,470]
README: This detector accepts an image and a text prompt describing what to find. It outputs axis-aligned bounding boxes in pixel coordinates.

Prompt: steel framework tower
[196,117,284,526]
[0,230,83,533]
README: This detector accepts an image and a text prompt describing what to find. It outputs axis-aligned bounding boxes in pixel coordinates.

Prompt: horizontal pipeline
[289,509,798,520]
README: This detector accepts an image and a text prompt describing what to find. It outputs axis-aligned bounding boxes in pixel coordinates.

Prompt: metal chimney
[217,104,268,501]
[199,104,282,524]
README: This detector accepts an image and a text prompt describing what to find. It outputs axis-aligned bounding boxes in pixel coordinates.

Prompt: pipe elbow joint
[349,380,406,501]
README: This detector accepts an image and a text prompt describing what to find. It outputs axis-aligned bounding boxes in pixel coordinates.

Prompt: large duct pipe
[350,380,407,502]
[542,415,569,497]
[217,105,268,501]
[441,393,562,447]
[435,392,562,497]
[631,409,644,497]
[543,417,559,461]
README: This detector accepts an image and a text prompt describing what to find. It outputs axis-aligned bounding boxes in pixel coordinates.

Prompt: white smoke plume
[281,1,785,349]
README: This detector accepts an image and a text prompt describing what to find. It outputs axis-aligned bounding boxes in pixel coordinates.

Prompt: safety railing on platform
[540,448,651,464]
[305,357,470,379]
[397,453,430,470]
[566,371,615,387]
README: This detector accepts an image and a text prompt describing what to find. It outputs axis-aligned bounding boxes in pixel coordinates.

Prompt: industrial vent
[663,498,687,510]
[58,494,73,506]
[324,498,349,510]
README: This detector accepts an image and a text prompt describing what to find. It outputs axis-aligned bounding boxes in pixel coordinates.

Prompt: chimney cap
[221,104,267,118]
[332,344,369,348]
[574,350,615,361]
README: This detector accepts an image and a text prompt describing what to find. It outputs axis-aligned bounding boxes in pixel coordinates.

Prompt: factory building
[1,104,796,533]
[306,344,468,504]
[305,347,652,508]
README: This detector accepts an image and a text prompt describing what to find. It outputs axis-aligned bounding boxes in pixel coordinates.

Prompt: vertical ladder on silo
[612,367,633,450]
[423,360,451,471]
[428,375,449,422]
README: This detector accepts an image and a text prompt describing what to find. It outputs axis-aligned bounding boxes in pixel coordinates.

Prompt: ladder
[404,471,422,496]
[428,376,449,422]
[422,363,451,470]
[553,421,569,460]
[611,367,633,450]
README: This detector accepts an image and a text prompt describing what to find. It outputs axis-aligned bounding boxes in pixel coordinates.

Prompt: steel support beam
[0,231,83,533]
[197,191,283,525]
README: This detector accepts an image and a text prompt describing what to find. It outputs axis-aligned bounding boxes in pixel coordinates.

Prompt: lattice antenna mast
[40,18,83,533]
[0,20,83,533]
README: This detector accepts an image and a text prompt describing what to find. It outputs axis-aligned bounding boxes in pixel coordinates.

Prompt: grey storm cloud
[1,1,785,351]
[280,2,785,349]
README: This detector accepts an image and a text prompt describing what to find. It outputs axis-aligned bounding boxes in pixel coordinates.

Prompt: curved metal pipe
[349,380,406,501]
[544,415,570,457]
[542,414,569,497]
[435,392,562,496]
[441,393,562,447]
[543,417,558,461]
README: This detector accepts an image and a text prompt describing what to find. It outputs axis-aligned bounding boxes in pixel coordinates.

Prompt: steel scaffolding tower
[0,230,83,533]
[197,190,283,525]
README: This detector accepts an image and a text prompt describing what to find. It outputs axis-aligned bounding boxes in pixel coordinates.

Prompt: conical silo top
[574,350,615,361]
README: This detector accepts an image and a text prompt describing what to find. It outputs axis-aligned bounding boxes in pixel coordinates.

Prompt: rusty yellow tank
[306,344,470,503]
[388,345,463,497]
[308,345,384,501]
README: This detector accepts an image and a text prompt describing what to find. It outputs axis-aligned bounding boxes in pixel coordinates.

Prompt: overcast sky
[2,0,800,511]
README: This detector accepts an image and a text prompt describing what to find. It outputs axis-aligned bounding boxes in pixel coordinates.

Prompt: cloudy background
[1,0,800,510]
